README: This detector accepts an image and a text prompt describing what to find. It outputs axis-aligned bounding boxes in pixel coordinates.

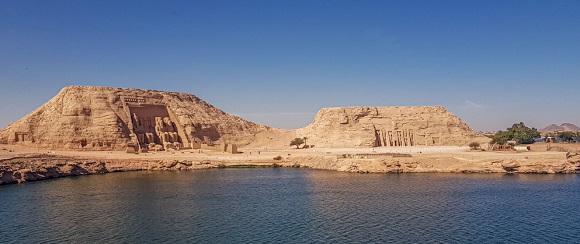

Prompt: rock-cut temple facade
[0,86,489,150]
[0,86,268,150]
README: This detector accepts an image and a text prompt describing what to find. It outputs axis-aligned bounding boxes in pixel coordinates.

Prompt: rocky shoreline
[291,154,580,174]
[2,152,580,185]
[0,154,222,185]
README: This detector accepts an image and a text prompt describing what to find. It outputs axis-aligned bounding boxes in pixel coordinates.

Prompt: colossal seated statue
[154,117,180,149]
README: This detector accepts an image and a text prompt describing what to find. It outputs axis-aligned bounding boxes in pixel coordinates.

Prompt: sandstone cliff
[1,86,488,150]
[294,106,489,148]
[0,86,272,150]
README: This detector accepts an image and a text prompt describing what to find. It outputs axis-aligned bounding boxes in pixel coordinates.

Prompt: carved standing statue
[132,113,146,144]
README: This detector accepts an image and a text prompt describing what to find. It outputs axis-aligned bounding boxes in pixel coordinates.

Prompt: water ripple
[0,170,579,243]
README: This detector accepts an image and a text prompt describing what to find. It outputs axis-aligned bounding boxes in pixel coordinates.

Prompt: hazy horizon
[1,1,579,131]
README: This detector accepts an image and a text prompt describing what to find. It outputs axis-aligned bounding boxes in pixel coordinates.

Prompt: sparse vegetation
[491,122,540,145]
[290,138,304,149]
[543,132,580,143]
[557,131,578,143]
[469,142,480,150]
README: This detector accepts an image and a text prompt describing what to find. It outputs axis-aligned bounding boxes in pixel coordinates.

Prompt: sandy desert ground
[0,142,574,167]
[2,142,579,185]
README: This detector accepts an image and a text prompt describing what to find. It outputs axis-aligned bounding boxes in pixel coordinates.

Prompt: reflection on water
[1,169,579,243]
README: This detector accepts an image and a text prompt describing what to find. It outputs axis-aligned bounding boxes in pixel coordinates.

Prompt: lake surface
[1,169,579,243]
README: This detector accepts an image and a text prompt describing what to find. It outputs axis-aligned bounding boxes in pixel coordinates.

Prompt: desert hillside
[539,123,580,134]
[0,86,273,150]
[1,86,489,150]
[290,106,489,148]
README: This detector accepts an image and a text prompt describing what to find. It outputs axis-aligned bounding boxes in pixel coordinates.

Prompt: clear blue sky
[1,0,579,131]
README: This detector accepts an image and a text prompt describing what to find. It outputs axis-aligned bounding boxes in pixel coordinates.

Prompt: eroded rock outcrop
[1,86,488,150]
[295,106,489,148]
[284,154,580,174]
[0,86,273,150]
[0,155,223,185]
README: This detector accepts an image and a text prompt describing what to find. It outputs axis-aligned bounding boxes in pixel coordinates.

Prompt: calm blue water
[1,169,579,243]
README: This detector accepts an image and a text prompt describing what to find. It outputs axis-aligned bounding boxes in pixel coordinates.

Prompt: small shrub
[290,138,304,149]
[273,155,282,160]
[469,142,480,150]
